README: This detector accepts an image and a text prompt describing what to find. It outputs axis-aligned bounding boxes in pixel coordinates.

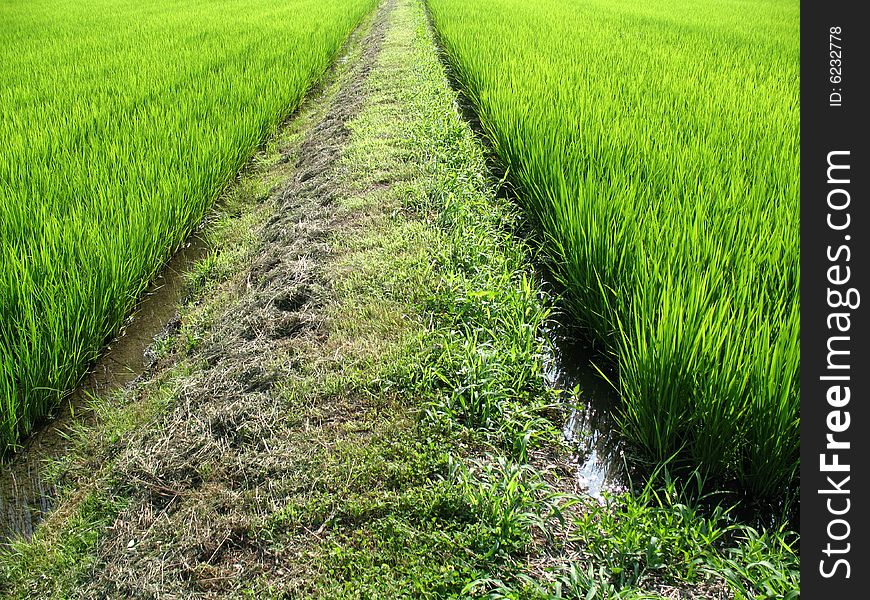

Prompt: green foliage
[0,491,127,598]
[449,456,561,559]
[0,0,376,449]
[469,466,799,599]
[572,471,736,588]
[709,524,800,600]
[427,0,800,499]
[418,271,561,460]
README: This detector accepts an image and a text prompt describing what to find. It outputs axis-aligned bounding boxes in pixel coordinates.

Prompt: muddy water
[0,236,208,542]
[542,318,627,500]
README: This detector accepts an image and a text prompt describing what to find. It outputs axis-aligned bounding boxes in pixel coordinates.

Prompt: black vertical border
[801,0,868,596]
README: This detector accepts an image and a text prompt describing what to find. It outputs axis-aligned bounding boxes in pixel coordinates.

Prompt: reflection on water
[542,317,626,500]
[0,237,207,542]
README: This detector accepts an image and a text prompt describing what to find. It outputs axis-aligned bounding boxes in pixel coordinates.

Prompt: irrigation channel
[0,248,629,542]
[543,317,626,500]
[0,250,627,542]
[0,237,208,541]
[0,0,630,544]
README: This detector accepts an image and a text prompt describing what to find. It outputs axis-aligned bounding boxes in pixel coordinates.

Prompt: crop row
[427,0,800,498]
[0,0,375,449]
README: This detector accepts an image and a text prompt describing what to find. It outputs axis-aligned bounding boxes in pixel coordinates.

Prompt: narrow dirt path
[80,1,406,595]
[3,0,565,596]
[0,1,801,597]
[80,2,394,597]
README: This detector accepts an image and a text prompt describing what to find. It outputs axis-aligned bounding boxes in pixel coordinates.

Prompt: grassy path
[0,0,376,447]
[1,0,798,597]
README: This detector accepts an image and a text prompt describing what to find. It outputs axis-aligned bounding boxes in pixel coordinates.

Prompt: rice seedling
[427,0,799,498]
[0,0,376,449]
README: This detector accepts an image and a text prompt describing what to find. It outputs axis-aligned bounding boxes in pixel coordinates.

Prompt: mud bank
[1,237,208,542]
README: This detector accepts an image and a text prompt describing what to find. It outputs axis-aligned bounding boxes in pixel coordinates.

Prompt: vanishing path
[0,1,792,598]
[2,0,568,596]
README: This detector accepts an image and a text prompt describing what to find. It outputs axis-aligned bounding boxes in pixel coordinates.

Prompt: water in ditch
[0,236,208,542]
[542,311,628,501]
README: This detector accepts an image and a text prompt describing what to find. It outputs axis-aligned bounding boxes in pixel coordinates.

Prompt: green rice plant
[0,0,376,449]
[427,0,799,499]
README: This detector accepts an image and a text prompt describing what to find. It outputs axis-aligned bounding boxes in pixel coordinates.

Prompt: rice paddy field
[0,0,803,594]
[0,0,375,449]
[428,0,800,498]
